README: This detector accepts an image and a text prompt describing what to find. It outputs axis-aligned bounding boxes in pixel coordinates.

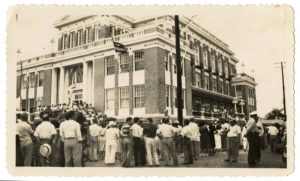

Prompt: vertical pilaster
[82,61,88,103]
[59,67,65,104]
[51,68,57,105]
[64,68,70,104]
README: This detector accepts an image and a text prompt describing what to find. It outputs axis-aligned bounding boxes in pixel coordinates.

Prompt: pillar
[64,68,70,104]
[51,68,57,105]
[59,67,65,104]
[82,61,88,103]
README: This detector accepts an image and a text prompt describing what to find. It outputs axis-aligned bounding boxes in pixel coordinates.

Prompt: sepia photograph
[5,5,294,176]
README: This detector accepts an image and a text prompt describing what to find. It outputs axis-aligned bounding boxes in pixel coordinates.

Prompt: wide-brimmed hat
[249,111,258,116]
[108,121,116,127]
[39,143,51,157]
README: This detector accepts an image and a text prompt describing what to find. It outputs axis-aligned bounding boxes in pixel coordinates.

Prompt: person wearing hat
[246,111,260,167]
[189,118,200,160]
[224,119,241,162]
[33,113,56,166]
[16,112,34,166]
[104,121,120,165]
[59,110,83,167]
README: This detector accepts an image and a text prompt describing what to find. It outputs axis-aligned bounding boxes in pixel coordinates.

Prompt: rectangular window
[22,75,28,89]
[165,56,169,71]
[78,29,83,46]
[29,73,36,88]
[134,85,145,108]
[204,76,210,90]
[21,99,27,111]
[166,85,170,107]
[120,54,130,73]
[212,79,217,92]
[224,60,228,76]
[203,49,208,69]
[119,87,129,108]
[236,85,242,98]
[134,51,144,71]
[29,98,35,113]
[218,58,223,75]
[105,88,115,110]
[195,48,200,66]
[38,71,44,87]
[219,81,224,94]
[195,72,201,87]
[106,56,115,76]
[211,53,216,72]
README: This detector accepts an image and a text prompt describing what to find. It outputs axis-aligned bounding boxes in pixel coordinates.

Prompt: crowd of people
[16,103,287,168]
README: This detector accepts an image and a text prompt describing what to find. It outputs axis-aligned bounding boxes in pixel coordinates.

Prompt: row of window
[194,72,230,95]
[58,25,127,51]
[105,85,145,110]
[21,71,44,89]
[21,99,35,112]
[105,51,145,76]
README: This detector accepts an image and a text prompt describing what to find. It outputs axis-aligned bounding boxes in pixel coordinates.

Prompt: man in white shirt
[221,121,230,149]
[33,114,56,166]
[268,125,279,152]
[105,121,120,164]
[181,119,193,165]
[189,118,200,160]
[59,111,83,167]
[157,118,178,166]
[88,119,100,161]
[172,120,182,154]
[130,117,143,166]
[225,119,241,162]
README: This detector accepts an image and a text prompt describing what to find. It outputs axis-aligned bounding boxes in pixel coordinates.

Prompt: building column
[59,67,65,104]
[64,68,70,104]
[87,62,92,104]
[82,61,88,103]
[91,60,95,106]
[51,68,57,105]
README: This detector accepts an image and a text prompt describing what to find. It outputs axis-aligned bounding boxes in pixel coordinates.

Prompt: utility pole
[175,15,183,124]
[274,61,287,121]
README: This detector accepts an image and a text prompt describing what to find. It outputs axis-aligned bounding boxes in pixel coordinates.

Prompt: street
[85,146,286,168]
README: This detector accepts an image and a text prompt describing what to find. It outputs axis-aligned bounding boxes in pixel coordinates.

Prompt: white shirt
[59,119,82,141]
[130,123,143,137]
[16,121,33,146]
[189,122,200,141]
[157,123,176,138]
[227,125,241,137]
[105,127,120,141]
[268,126,279,136]
[221,123,230,132]
[34,121,56,139]
[89,124,100,137]
[181,125,193,139]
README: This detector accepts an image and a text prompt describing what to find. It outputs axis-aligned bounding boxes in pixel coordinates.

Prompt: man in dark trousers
[130,117,143,166]
[246,111,260,167]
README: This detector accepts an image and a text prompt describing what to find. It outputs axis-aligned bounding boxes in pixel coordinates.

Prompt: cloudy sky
[7,6,294,117]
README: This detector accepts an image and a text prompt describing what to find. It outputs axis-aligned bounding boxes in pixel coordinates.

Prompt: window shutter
[58,37,62,51]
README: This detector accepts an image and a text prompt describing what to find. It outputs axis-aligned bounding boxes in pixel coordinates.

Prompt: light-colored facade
[16,15,255,119]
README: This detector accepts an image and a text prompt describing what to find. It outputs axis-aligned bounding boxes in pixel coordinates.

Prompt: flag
[113,41,128,53]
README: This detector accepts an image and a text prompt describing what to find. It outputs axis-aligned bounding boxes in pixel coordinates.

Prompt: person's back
[105,127,119,141]
[144,123,157,138]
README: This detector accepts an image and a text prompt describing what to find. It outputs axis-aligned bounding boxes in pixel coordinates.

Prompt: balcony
[17,26,194,70]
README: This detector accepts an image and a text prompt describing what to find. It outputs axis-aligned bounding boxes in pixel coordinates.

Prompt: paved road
[85,147,286,168]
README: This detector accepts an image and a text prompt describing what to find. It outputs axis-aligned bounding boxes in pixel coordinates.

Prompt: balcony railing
[17,26,195,69]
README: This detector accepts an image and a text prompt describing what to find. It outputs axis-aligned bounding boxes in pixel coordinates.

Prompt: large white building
[16,15,256,119]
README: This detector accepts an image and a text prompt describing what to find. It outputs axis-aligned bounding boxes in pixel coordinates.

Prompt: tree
[264,108,285,120]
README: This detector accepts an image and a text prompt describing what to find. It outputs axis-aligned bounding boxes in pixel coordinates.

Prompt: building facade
[16,15,256,119]
[231,73,257,119]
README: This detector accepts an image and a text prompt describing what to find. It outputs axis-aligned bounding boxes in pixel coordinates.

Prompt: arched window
[71,68,83,85]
